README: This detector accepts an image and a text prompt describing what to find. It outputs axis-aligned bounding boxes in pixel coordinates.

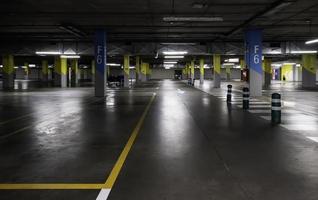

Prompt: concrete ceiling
[1,0,318,43]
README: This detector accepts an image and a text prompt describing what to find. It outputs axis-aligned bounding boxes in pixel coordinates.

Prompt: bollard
[192,78,195,86]
[242,87,249,109]
[227,85,232,103]
[271,93,281,124]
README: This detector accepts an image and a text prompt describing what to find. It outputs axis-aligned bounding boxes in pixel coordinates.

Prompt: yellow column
[71,59,79,86]
[263,58,272,87]
[136,56,140,82]
[199,58,204,84]
[213,54,221,88]
[281,63,293,81]
[2,55,15,90]
[190,60,195,80]
[41,60,49,81]
[54,57,67,87]
[302,54,316,88]
[91,60,95,82]
[124,55,130,87]
[24,62,29,80]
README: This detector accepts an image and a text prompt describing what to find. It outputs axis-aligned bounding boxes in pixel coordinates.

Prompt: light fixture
[305,39,318,45]
[164,61,178,64]
[29,64,36,68]
[163,16,223,22]
[291,50,317,54]
[162,51,188,55]
[129,66,135,69]
[283,63,296,65]
[228,58,239,63]
[296,64,301,67]
[107,63,121,66]
[164,64,174,67]
[164,56,184,59]
[223,63,235,66]
[36,51,61,55]
[0,65,3,68]
[60,55,80,59]
[271,64,282,67]
[14,66,19,69]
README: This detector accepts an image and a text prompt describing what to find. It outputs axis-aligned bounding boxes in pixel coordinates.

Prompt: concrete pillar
[24,62,29,80]
[135,56,140,82]
[292,64,297,82]
[94,30,107,97]
[91,60,95,83]
[263,58,272,88]
[199,58,204,84]
[302,54,317,88]
[2,55,15,90]
[124,55,130,87]
[245,29,263,96]
[226,65,231,80]
[71,59,79,87]
[140,61,147,82]
[190,60,195,81]
[54,57,67,87]
[281,64,293,81]
[41,60,49,82]
[240,59,245,80]
[213,54,221,88]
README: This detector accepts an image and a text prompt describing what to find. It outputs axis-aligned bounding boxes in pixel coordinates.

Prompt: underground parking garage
[1,0,318,200]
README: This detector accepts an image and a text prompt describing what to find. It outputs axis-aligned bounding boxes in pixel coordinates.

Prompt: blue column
[94,30,107,97]
[245,29,263,96]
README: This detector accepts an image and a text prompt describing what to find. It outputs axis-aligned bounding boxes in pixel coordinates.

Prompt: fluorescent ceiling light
[305,39,318,45]
[129,66,135,69]
[164,64,174,67]
[271,64,282,67]
[107,63,121,66]
[291,50,317,54]
[228,58,239,63]
[283,63,296,65]
[14,66,19,69]
[165,56,184,59]
[60,55,80,59]
[36,51,61,55]
[223,63,235,66]
[163,51,188,55]
[0,65,3,68]
[164,61,178,64]
[29,64,36,67]
[296,64,301,67]
[163,16,223,22]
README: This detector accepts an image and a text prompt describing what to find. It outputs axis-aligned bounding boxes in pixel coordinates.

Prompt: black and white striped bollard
[242,87,249,110]
[271,93,281,124]
[227,85,232,103]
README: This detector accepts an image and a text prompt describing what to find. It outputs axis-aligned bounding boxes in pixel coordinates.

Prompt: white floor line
[260,116,271,121]
[307,137,318,143]
[280,124,317,131]
[96,189,111,200]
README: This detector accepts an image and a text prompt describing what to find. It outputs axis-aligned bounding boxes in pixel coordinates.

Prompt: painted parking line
[0,94,156,196]
[96,93,156,199]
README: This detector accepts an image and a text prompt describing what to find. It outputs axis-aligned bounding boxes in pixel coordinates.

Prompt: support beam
[213,54,221,88]
[94,30,107,97]
[124,55,130,87]
[71,59,79,87]
[302,54,317,88]
[41,60,49,82]
[2,54,15,90]
[245,29,263,96]
[199,58,204,84]
[54,57,67,87]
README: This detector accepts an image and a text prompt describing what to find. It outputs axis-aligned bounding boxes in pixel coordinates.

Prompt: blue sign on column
[245,29,262,74]
[95,30,107,74]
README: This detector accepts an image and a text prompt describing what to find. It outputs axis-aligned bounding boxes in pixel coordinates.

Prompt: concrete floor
[0,80,318,199]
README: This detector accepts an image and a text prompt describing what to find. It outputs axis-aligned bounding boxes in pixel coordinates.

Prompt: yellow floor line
[104,94,156,188]
[0,94,156,190]
[0,183,108,190]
